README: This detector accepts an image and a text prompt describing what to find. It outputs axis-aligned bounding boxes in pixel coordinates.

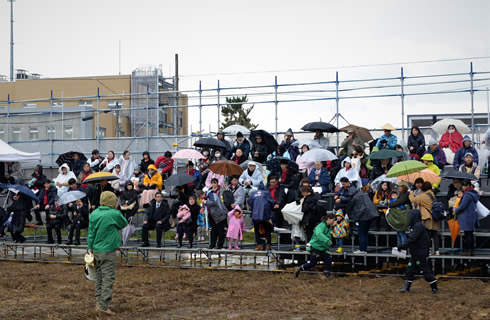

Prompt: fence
[1,62,489,168]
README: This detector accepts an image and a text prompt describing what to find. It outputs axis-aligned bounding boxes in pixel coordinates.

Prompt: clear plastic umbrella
[58,190,86,205]
[291,138,322,149]
[432,118,471,135]
[222,124,250,135]
[298,149,337,162]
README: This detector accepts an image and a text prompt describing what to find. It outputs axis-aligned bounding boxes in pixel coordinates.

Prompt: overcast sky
[0,0,489,135]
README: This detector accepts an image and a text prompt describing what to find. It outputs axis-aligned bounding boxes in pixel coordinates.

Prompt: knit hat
[100,191,117,209]
[429,138,438,146]
[236,132,244,138]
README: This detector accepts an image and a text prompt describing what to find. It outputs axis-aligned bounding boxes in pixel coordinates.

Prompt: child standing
[226,205,246,250]
[332,210,349,253]
[398,209,439,294]
[176,204,193,248]
[294,213,336,280]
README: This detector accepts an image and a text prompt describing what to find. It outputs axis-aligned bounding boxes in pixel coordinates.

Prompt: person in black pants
[46,200,65,244]
[247,182,274,251]
[66,199,89,245]
[33,180,57,225]
[6,192,32,243]
[141,192,171,247]
[205,179,227,249]
[300,186,319,243]
[398,209,439,294]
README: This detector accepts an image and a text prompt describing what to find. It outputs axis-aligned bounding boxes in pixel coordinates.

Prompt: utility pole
[8,0,15,82]
[174,54,179,135]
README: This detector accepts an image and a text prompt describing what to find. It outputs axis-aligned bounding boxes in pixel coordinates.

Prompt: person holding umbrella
[314,130,330,149]
[458,153,480,187]
[6,191,34,243]
[439,124,463,164]
[251,134,270,163]
[341,129,365,156]
[280,129,299,161]
[72,152,86,177]
[308,161,331,195]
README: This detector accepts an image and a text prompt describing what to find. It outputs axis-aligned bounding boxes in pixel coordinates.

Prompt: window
[64,126,73,139]
[47,126,56,140]
[23,103,37,109]
[12,127,21,141]
[97,127,106,138]
[79,100,93,108]
[0,105,6,110]
[0,128,4,141]
[29,127,38,140]
[108,100,122,109]
[52,102,64,108]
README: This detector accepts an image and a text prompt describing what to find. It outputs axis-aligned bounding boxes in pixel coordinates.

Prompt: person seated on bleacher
[421,154,441,189]
[140,164,163,208]
[266,175,287,228]
[66,199,89,245]
[333,177,357,211]
[46,199,65,244]
[154,151,174,179]
[65,178,85,222]
[459,153,481,187]
[335,157,362,190]
[228,175,245,209]
[33,179,57,225]
[439,125,462,164]
[141,192,171,247]
[1,161,23,184]
[454,136,479,169]
[87,149,104,172]
[27,165,47,192]
[86,179,115,212]
[239,161,263,197]
[77,162,93,190]
[425,139,447,170]
[54,163,76,197]
[119,180,139,221]
[308,161,331,195]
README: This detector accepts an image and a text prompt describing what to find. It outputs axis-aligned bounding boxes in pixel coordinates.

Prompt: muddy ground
[0,261,489,320]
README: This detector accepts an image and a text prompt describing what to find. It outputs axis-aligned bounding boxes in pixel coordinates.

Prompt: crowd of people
[0,123,484,261]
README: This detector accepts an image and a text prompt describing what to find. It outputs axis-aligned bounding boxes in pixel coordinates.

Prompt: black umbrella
[442,171,478,181]
[266,156,299,174]
[164,173,196,189]
[367,149,405,160]
[56,151,87,167]
[249,130,278,154]
[0,184,39,203]
[194,137,227,149]
[301,121,339,133]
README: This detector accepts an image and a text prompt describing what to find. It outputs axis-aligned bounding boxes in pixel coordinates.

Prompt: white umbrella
[431,118,471,135]
[298,149,337,162]
[222,124,250,135]
[58,191,86,205]
[291,138,322,149]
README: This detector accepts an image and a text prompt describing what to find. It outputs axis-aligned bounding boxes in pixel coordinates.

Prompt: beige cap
[381,123,396,131]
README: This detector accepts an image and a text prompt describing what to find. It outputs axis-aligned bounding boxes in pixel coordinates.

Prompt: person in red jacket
[154,151,174,179]
[439,125,463,154]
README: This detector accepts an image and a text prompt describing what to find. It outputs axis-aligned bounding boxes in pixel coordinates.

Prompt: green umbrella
[386,160,428,178]
[367,149,405,160]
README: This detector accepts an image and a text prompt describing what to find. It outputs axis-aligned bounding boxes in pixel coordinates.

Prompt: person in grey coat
[229,175,245,209]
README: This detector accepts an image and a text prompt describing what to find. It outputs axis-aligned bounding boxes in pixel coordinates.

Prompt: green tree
[220,95,258,130]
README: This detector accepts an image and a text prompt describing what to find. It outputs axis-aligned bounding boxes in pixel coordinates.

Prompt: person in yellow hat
[421,154,441,188]
[376,123,398,150]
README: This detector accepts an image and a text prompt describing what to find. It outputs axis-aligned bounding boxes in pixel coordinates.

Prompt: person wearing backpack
[409,182,440,255]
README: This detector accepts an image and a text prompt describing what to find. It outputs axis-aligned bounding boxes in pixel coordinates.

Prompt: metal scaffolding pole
[96,88,100,150]
[217,80,221,131]
[199,81,202,133]
[401,67,405,140]
[6,94,10,142]
[274,76,278,139]
[146,84,150,151]
[9,0,14,82]
[50,90,54,165]
[470,62,475,142]
[335,71,340,152]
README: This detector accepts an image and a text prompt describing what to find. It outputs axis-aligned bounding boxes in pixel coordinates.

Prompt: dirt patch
[0,261,489,319]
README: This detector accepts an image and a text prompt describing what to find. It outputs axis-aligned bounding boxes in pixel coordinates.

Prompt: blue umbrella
[0,184,39,203]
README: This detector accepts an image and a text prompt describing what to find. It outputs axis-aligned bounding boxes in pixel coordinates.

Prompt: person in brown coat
[409,182,440,255]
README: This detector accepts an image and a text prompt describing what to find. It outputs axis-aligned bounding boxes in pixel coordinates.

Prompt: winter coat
[29,165,47,189]
[120,181,139,210]
[376,134,398,150]
[251,142,269,164]
[6,194,33,234]
[439,130,463,153]
[233,138,251,159]
[308,167,331,194]
[143,165,163,190]
[154,156,174,176]
[5,162,23,183]
[345,191,379,222]
[216,135,233,159]
[231,154,247,166]
[177,205,192,225]
[335,184,358,205]
[188,203,201,232]
[425,147,447,170]
[37,185,58,207]
[370,161,393,181]
[387,191,411,210]
[229,184,245,208]
[185,168,202,189]
[308,221,332,252]
[87,155,104,171]
[407,133,426,157]
[341,135,364,156]
[239,168,263,187]
[248,183,274,222]
[140,158,155,174]
[409,190,440,231]
[399,210,430,257]
[72,159,86,177]
[144,199,171,231]
[459,162,481,181]
[206,190,228,224]
[454,188,479,231]
[301,193,318,225]
[46,204,66,226]
[226,206,246,240]
[72,204,89,225]
[334,157,362,189]
[54,164,77,196]
[77,169,92,189]
[453,136,479,169]
[267,183,287,208]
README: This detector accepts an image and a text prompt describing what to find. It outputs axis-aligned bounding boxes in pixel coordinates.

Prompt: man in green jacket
[88,191,128,316]
[294,213,336,280]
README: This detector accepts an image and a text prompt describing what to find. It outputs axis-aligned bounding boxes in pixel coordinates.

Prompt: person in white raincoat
[54,163,77,196]
[334,157,362,189]
[118,150,136,183]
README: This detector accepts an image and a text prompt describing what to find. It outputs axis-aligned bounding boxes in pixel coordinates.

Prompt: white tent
[0,139,41,162]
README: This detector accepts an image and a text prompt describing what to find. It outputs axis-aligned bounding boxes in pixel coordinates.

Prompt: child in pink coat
[227,205,246,250]
[177,204,193,248]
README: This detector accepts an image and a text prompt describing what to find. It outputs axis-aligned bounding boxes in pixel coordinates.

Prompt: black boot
[323,271,332,280]
[400,280,412,293]
[430,281,439,294]
[294,266,302,278]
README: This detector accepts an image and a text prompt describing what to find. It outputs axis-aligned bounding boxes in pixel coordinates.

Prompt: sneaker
[294,267,301,278]
[335,247,343,253]
[353,250,367,254]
